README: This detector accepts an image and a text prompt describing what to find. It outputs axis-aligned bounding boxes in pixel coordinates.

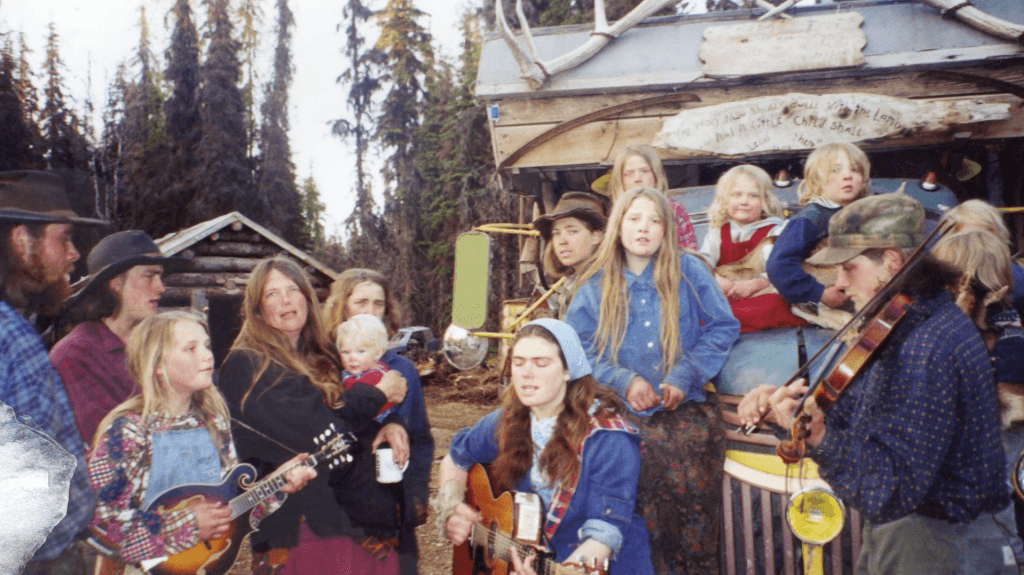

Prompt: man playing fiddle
[738,193,1020,574]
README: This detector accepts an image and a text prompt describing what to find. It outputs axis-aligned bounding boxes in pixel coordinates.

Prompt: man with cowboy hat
[50,230,184,444]
[737,193,1019,574]
[0,171,104,572]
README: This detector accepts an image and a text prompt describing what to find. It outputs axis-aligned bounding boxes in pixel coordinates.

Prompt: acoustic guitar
[94,424,355,575]
[453,464,606,575]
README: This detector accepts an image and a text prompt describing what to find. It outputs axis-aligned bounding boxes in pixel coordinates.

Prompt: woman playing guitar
[87,311,315,574]
[737,194,1018,575]
[434,319,654,575]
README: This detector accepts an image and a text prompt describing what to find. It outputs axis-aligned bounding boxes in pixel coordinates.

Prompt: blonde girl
[88,311,312,570]
[942,199,1024,310]
[766,142,871,308]
[607,143,699,250]
[566,187,740,574]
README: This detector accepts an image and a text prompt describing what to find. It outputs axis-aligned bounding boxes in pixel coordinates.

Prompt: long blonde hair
[932,229,1013,308]
[607,143,669,201]
[575,187,681,372]
[708,164,784,228]
[231,257,341,409]
[942,199,1011,244]
[93,311,230,452]
[797,142,871,206]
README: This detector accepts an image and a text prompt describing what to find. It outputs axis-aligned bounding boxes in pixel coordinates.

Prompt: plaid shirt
[0,301,95,560]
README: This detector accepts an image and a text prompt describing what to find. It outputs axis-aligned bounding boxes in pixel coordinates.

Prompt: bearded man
[0,171,103,573]
[738,193,1019,574]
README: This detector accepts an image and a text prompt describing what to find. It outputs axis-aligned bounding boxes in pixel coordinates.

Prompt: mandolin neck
[227,457,317,520]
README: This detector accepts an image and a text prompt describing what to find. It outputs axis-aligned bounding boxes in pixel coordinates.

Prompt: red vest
[719,222,772,265]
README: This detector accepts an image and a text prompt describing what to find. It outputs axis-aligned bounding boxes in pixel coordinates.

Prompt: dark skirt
[633,397,726,575]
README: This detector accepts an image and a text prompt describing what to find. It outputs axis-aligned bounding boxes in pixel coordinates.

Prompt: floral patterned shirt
[88,409,237,563]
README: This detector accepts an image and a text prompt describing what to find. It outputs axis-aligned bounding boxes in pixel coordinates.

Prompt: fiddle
[776,293,913,463]
[742,216,956,463]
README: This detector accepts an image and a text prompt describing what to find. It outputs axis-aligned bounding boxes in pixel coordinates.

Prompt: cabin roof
[153,211,339,282]
[476,0,1024,100]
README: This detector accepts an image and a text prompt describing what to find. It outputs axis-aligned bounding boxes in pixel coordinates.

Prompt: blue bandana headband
[523,318,592,381]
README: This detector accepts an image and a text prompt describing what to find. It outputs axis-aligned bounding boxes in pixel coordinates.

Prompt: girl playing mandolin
[88,310,315,573]
[435,319,654,575]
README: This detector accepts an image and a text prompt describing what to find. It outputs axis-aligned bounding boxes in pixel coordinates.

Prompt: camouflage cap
[806,193,925,266]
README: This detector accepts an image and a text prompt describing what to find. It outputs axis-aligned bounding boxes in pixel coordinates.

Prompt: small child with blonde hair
[767,142,871,309]
[701,164,805,332]
[337,314,398,422]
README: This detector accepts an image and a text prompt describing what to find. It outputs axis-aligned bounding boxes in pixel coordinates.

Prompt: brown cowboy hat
[0,171,106,226]
[533,192,608,241]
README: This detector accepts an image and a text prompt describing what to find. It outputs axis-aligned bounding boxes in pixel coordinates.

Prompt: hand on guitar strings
[191,499,231,541]
[372,423,410,467]
[278,453,317,494]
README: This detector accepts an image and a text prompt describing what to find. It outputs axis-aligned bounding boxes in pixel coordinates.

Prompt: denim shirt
[449,410,654,575]
[566,254,740,416]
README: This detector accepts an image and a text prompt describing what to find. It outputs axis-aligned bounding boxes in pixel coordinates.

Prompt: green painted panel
[452,232,492,329]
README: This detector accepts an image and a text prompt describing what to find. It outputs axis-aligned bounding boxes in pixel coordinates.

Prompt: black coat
[218,349,405,549]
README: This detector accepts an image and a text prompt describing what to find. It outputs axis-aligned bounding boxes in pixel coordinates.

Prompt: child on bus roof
[701,164,807,332]
[766,142,871,308]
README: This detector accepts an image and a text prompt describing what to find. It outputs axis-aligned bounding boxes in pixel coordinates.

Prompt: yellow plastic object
[725,450,822,479]
[786,487,845,545]
[452,232,492,329]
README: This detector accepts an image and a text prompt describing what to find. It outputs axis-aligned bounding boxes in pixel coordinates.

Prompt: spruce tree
[299,174,326,247]
[194,0,251,225]
[0,37,35,171]
[40,22,88,171]
[333,0,383,257]
[373,0,434,324]
[157,0,203,234]
[257,0,301,243]
[15,33,45,168]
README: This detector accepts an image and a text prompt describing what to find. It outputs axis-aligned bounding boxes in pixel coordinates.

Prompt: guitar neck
[227,456,317,520]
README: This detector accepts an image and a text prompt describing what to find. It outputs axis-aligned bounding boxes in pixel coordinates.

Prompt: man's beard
[6,246,71,316]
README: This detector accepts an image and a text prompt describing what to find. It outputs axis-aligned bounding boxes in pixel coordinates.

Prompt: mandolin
[95,424,355,575]
[453,464,606,575]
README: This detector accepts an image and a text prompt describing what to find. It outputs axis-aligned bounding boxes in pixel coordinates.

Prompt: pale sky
[0,0,470,235]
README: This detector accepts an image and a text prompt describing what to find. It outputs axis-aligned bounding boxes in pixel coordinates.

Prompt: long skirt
[633,397,726,575]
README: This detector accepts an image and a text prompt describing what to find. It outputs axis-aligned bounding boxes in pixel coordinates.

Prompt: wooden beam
[182,256,261,273]
[486,65,1024,128]
[192,242,280,257]
[163,272,250,287]
[493,93,1024,169]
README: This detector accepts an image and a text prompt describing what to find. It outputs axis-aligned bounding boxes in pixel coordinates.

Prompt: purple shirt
[50,321,138,445]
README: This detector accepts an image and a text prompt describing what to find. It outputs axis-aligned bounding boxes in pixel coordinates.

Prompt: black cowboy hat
[532,192,609,241]
[0,171,106,226]
[66,230,186,303]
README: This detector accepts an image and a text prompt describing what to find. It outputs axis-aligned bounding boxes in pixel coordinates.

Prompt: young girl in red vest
[700,164,807,332]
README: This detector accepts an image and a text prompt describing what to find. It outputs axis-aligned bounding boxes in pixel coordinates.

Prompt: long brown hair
[490,323,625,494]
[94,311,231,462]
[323,268,401,339]
[230,257,341,409]
[574,187,683,373]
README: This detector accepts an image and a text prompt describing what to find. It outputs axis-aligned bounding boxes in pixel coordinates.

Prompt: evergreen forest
[0,0,729,335]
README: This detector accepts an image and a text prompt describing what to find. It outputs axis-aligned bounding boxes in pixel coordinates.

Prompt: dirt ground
[414,363,503,575]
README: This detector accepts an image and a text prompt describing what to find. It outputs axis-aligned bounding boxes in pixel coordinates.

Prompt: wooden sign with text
[652,93,1011,157]
[699,13,866,77]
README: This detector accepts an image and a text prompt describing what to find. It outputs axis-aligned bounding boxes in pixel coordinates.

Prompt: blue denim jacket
[566,254,740,416]
[449,410,654,575]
